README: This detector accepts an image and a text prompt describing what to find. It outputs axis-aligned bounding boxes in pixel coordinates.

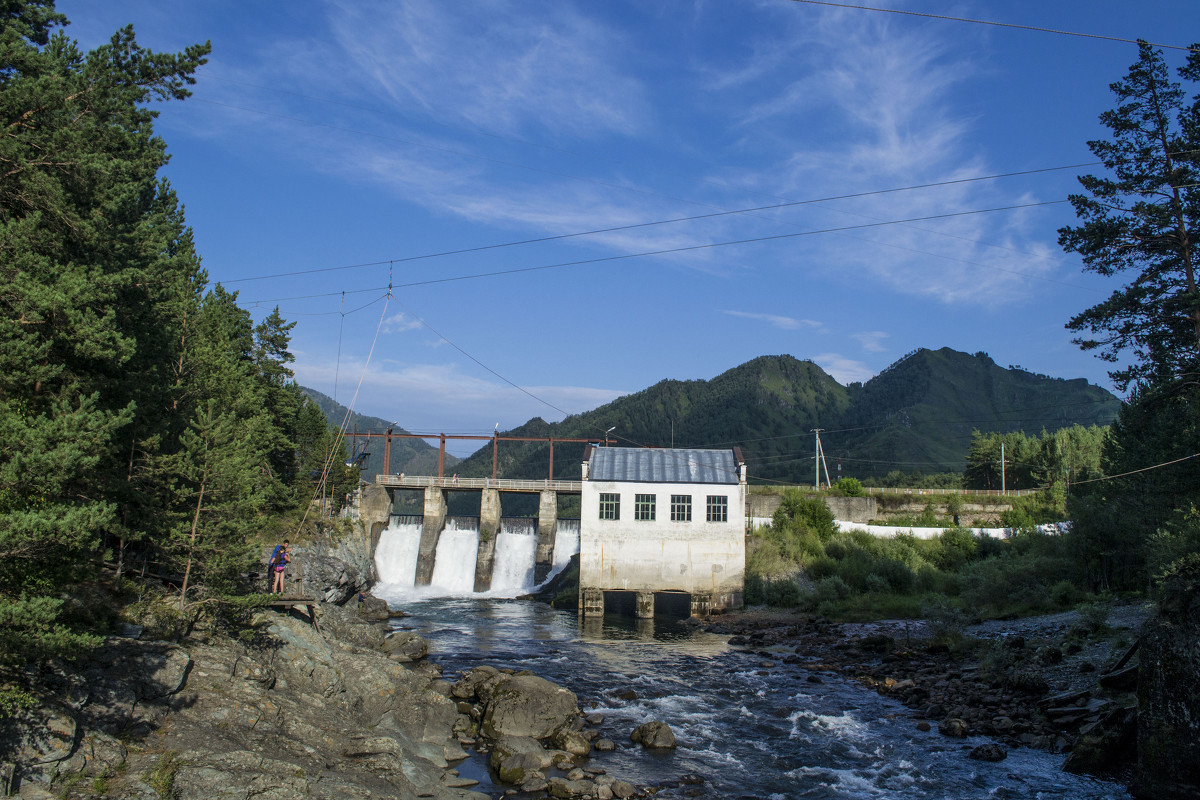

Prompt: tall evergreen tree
[1060,42,1200,589]
[1059,41,1200,391]
[0,1,209,670]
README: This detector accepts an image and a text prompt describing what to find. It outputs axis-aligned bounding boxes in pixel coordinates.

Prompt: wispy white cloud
[852,331,888,353]
[813,353,875,385]
[294,355,626,432]
[326,0,648,139]
[382,312,423,334]
[722,310,822,331]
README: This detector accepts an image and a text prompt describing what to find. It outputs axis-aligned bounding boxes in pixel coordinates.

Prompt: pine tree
[1059,41,1200,391]
[0,1,210,672]
[1061,42,1200,589]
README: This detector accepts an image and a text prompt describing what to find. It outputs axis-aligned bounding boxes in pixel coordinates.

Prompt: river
[369,592,1130,800]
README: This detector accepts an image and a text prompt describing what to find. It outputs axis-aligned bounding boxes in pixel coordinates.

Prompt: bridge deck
[376,474,582,494]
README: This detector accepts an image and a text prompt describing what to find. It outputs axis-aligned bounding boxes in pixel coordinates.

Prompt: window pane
[670,494,692,522]
[635,493,656,521]
[706,495,728,523]
[599,493,620,520]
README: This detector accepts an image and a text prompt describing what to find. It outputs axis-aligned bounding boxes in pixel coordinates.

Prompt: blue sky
[58,1,1197,455]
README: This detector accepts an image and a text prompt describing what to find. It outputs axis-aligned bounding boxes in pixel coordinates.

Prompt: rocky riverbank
[701,603,1150,781]
[3,519,675,800]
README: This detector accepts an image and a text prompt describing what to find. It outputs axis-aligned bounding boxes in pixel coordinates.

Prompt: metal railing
[376,474,583,493]
[860,486,1039,497]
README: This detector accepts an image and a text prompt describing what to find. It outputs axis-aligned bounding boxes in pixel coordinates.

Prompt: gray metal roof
[587,447,739,484]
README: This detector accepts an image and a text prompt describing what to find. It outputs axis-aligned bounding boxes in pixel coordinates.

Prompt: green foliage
[0,4,360,699]
[831,477,864,497]
[963,426,1107,491]
[1059,42,1200,391]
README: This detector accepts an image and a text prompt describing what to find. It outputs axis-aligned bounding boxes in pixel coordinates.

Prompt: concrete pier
[415,487,446,586]
[635,591,654,619]
[534,490,557,584]
[473,489,501,592]
[580,587,604,616]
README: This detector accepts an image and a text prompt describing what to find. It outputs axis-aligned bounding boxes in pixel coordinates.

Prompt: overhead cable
[787,0,1200,53]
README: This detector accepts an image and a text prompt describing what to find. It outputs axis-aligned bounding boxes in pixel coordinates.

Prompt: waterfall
[429,518,479,593]
[491,518,537,594]
[374,515,422,586]
[554,518,581,572]
[372,514,580,600]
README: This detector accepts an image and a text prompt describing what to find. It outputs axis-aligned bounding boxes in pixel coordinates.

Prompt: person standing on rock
[268,541,290,594]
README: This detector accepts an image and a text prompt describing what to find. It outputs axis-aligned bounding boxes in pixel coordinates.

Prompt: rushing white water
[373,516,578,601]
[553,518,580,572]
[429,518,480,593]
[492,525,537,594]
[374,515,422,586]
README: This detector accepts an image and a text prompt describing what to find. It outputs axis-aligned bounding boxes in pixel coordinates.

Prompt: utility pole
[1000,441,1006,495]
[812,429,832,489]
[813,429,821,489]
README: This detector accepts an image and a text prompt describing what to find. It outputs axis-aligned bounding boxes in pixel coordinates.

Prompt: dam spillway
[374,514,578,599]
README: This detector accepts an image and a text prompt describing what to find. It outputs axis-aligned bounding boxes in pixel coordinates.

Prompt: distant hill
[448,348,1121,484]
[300,387,458,480]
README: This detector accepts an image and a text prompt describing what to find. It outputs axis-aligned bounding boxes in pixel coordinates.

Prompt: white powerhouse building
[579,446,746,617]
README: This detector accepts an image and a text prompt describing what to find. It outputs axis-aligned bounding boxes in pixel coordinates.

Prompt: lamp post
[605,427,615,447]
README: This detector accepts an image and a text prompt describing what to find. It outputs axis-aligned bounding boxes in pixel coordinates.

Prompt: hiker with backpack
[267,540,290,594]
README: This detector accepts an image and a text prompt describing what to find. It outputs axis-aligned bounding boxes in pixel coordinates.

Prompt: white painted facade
[579,475,746,602]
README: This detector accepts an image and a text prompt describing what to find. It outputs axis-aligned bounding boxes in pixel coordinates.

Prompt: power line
[221,164,1097,287]
[387,200,1066,291]
[786,1,1200,53]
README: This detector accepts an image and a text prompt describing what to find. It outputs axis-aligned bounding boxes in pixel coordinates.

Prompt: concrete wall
[579,480,745,612]
[746,492,877,524]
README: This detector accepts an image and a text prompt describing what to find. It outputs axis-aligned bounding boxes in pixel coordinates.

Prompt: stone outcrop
[4,604,486,800]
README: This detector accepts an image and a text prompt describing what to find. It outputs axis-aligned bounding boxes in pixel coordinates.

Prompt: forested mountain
[301,388,457,479]
[448,348,1120,484]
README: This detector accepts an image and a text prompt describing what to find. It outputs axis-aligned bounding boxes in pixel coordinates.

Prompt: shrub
[833,477,865,497]
[815,575,852,602]
[865,574,891,594]
[1049,580,1081,608]
[804,556,839,581]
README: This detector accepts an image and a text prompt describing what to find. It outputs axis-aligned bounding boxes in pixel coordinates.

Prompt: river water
[370,593,1130,800]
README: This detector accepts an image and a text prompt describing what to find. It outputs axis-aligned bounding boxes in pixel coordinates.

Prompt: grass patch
[143,751,180,800]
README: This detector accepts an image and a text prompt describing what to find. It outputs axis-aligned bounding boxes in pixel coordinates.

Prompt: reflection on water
[386,597,1131,800]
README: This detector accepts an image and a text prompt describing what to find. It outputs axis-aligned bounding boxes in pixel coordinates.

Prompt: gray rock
[488,736,553,771]
[611,780,638,799]
[381,629,429,662]
[630,720,677,749]
[968,743,1007,762]
[938,717,969,738]
[481,675,580,741]
[552,728,592,756]
[594,738,617,752]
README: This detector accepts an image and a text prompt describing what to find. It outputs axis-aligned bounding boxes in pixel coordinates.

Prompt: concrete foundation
[415,487,446,586]
[534,490,557,584]
[635,591,654,619]
[580,587,605,616]
[473,489,501,592]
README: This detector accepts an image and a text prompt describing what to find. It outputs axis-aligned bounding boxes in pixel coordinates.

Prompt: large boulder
[481,675,580,740]
[291,551,365,605]
[381,630,429,663]
[630,720,676,749]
